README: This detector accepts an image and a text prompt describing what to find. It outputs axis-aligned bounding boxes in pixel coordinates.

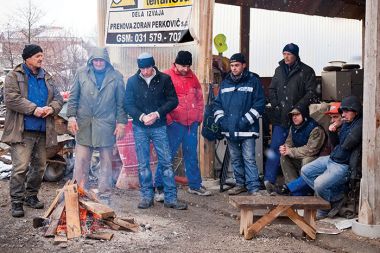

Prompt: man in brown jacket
[279,105,326,184]
[1,44,63,217]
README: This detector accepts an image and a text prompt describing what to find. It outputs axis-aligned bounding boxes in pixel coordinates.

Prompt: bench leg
[303,209,317,239]
[286,208,316,240]
[240,208,253,236]
[245,205,291,240]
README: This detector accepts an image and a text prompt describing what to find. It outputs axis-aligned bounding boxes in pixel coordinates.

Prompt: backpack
[201,84,223,141]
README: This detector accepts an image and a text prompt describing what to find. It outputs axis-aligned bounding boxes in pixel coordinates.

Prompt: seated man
[278,102,342,197]
[300,96,362,219]
[280,106,326,185]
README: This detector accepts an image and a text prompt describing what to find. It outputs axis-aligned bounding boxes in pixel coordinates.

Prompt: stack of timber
[34,180,139,243]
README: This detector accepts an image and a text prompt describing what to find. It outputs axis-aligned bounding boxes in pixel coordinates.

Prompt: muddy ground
[0,178,379,253]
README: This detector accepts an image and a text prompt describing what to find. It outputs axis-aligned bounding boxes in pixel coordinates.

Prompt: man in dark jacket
[67,47,128,201]
[1,44,63,217]
[301,96,362,219]
[264,43,317,193]
[124,52,187,210]
[214,53,265,195]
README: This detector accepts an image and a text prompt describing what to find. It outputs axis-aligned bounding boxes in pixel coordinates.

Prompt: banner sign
[106,0,193,46]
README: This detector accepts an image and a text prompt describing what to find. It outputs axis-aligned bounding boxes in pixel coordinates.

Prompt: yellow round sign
[214,34,228,54]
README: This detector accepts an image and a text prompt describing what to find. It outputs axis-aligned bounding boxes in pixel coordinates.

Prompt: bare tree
[16,0,44,43]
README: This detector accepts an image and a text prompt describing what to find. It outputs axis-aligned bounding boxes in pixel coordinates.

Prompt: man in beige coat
[1,44,63,217]
[280,105,326,184]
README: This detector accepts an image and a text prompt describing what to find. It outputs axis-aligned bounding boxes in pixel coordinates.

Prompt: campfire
[33,180,139,243]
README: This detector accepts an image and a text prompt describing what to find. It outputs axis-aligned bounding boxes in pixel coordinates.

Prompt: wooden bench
[229,195,330,240]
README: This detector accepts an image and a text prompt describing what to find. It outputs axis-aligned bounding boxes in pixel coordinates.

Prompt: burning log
[34,180,139,242]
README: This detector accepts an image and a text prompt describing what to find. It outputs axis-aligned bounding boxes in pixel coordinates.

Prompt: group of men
[2,44,210,217]
[2,42,362,219]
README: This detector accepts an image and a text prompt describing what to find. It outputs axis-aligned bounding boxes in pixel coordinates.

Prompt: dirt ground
[0,178,379,253]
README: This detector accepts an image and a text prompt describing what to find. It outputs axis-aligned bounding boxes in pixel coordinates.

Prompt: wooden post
[240,6,250,67]
[97,0,107,47]
[198,0,215,178]
[357,0,380,226]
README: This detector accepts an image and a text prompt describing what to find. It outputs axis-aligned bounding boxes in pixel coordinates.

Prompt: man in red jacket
[154,51,211,201]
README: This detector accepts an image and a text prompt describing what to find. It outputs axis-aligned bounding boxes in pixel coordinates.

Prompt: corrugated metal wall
[212,4,362,77]
[101,0,202,78]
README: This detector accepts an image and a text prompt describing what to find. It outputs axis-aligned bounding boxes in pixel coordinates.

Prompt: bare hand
[33,107,45,117]
[68,118,79,135]
[41,106,54,118]
[143,113,158,126]
[279,144,290,156]
[329,122,338,132]
[114,123,125,140]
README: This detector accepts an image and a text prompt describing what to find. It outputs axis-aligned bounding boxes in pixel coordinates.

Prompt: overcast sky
[0,0,98,38]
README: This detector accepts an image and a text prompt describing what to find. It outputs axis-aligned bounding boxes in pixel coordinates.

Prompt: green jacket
[1,64,63,147]
[67,47,128,147]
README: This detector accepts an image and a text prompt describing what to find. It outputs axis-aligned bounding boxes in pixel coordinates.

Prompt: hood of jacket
[339,95,362,115]
[87,47,112,69]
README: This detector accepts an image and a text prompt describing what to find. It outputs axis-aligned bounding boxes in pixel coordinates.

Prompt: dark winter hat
[22,44,43,60]
[338,96,362,114]
[283,43,299,57]
[175,50,192,66]
[137,52,155,68]
[230,53,246,64]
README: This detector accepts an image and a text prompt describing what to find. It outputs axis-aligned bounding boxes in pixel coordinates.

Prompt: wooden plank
[44,201,65,237]
[86,232,114,241]
[79,200,115,219]
[246,205,291,240]
[53,235,68,244]
[303,209,317,239]
[229,196,330,209]
[64,184,81,239]
[111,217,139,232]
[239,208,253,236]
[104,220,122,230]
[43,180,73,218]
[285,208,316,240]
[198,0,215,178]
[240,6,250,67]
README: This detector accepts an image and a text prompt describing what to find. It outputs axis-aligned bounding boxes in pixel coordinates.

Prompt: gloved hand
[218,116,229,132]
[238,117,251,131]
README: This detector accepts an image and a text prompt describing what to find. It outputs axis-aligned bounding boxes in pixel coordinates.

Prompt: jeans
[155,122,202,190]
[73,143,113,193]
[228,138,260,192]
[133,125,177,203]
[9,131,47,203]
[287,176,314,196]
[301,156,350,202]
[264,125,289,183]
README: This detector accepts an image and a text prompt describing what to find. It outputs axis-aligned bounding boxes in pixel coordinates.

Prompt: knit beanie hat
[22,44,43,60]
[283,43,299,57]
[137,52,155,68]
[175,51,192,66]
[230,53,246,64]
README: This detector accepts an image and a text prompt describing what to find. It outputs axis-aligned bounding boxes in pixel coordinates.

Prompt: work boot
[187,186,212,196]
[227,185,247,195]
[264,181,276,195]
[138,199,154,209]
[328,197,346,218]
[24,195,44,209]
[154,188,164,202]
[11,202,24,218]
[276,184,291,196]
[164,201,188,210]
[248,190,261,196]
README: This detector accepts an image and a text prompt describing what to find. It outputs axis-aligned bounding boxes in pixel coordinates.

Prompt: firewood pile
[33,180,139,243]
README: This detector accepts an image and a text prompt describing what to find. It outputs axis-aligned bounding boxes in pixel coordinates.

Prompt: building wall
[213,4,362,77]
